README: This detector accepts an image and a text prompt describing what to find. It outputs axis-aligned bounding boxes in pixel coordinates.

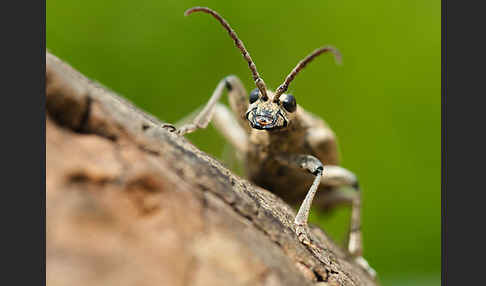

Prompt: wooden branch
[45,52,379,286]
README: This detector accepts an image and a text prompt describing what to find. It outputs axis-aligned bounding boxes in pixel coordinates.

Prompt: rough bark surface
[46,52,379,286]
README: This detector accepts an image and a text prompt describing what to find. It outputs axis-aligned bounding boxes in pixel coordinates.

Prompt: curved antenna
[185,7,268,100]
[274,46,342,101]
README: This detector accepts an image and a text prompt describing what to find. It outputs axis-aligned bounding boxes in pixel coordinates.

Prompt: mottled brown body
[174,6,376,278]
[245,97,339,207]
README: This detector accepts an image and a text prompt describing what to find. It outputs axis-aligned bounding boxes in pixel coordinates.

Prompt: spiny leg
[175,75,249,136]
[300,118,375,276]
[318,165,376,278]
[175,78,225,135]
[210,103,249,176]
[274,157,377,277]
[276,154,324,245]
[211,103,248,154]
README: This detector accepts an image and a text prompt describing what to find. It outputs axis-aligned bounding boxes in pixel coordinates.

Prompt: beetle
[170,6,376,277]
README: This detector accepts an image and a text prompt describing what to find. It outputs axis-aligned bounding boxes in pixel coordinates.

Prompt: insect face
[245,88,297,131]
[185,6,340,130]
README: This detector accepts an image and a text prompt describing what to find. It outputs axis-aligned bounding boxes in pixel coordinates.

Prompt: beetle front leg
[211,103,248,154]
[276,154,324,245]
[175,78,226,136]
[317,165,377,278]
[175,75,249,136]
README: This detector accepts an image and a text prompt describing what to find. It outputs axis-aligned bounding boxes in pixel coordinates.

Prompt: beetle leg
[173,102,248,154]
[276,154,324,245]
[212,103,248,154]
[317,165,376,279]
[176,75,250,136]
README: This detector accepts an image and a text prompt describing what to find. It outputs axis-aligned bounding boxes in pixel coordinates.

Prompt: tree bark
[45,52,379,286]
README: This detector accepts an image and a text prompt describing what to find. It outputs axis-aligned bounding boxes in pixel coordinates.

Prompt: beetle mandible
[170,6,376,277]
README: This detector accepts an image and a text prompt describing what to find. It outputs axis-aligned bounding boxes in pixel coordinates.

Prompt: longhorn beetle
[169,6,376,277]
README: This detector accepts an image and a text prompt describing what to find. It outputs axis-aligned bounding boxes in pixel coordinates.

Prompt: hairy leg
[212,103,248,154]
[275,154,324,245]
[318,165,376,278]
[176,75,250,136]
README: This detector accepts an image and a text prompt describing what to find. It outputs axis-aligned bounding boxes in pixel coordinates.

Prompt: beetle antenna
[185,6,268,100]
[274,46,342,101]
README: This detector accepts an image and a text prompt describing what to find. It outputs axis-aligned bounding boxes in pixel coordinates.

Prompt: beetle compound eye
[281,94,297,113]
[249,88,260,104]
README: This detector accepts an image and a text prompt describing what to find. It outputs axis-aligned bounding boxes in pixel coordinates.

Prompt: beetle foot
[354,256,377,279]
[295,223,312,246]
[161,123,177,132]
[173,123,197,136]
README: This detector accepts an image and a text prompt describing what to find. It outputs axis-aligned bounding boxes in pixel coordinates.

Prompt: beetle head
[185,7,341,131]
[246,89,297,131]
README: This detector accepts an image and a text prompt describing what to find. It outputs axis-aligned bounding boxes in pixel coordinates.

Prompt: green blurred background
[47,0,440,285]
